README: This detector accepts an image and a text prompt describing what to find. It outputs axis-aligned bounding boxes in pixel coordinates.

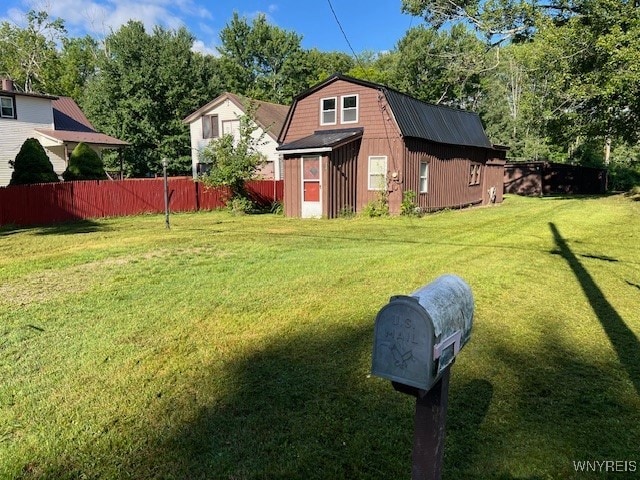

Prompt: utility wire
[326,0,363,67]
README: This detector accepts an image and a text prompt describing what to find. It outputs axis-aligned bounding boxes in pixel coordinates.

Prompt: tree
[199,104,266,200]
[389,24,490,108]
[62,142,107,181]
[9,138,59,185]
[218,13,309,104]
[54,36,99,100]
[401,0,581,44]
[0,10,66,93]
[83,21,222,177]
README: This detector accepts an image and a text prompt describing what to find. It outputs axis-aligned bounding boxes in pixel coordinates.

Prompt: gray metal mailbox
[371,274,474,392]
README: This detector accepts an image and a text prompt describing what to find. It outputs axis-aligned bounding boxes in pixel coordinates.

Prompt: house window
[368,156,387,190]
[470,163,481,185]
[202,114,219,139]
[0,96,15,119]
[419,161,429,193]
[320,97,337,125]
[341,94,358,123]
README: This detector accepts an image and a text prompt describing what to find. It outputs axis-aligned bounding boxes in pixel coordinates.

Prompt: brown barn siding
[328,140,360,218]
[356,136,404,214]
[403,139,487,211]
[281,80,396,143]
[483,161,506,204]
[284,156,301,217]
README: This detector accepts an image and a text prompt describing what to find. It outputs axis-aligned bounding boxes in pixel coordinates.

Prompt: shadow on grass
[19,303,640,479]
[540,193,617,201]
[22,321,497,479]
[550,223,640,396]
[34,219,107,236]
[0,219,107,236]
[626,280,640,291]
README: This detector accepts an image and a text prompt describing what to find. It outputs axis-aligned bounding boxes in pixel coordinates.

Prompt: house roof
[35,129,129,147]
[0,89,57,100]
[183,92,290,141]
[278,74,495,150]
[277,128,363,154]
[40,96,128,148]
[52,96,95,132]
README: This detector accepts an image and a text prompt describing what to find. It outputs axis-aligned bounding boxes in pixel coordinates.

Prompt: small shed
[277,75,507,218]
[504,161,608,196]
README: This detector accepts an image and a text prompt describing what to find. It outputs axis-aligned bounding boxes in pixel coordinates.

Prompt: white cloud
[191,39,218,57]
[12,0,212,38]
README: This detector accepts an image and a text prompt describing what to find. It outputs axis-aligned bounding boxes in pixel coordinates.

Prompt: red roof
[46,96,128,147]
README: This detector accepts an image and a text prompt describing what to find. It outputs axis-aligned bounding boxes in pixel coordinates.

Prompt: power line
[326,0,361,65]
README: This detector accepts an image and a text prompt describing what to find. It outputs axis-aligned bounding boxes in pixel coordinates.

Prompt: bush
[226,196,255,215]
[270,201,284,215]
[609,162,640,191]
[338,204,356,219]
[63,142,107,181]
[9,138,59,185]
[362,191,389,217]
[400,190,422,216]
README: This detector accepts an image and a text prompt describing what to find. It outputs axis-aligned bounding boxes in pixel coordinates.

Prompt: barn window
[320,97,337,125]
[202,114,219,139]
[419,161,429,193]
[368,155,387,190]
[341,94,358,123]
[470,163,481,185]
[0,96,15,119]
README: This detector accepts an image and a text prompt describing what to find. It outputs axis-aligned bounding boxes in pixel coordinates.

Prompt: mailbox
[371,275,474,393]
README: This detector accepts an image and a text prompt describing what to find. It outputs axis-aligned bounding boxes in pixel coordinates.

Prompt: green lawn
[1,194,639,479]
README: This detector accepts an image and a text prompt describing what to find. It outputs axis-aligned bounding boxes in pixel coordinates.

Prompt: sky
[1,0,420,56]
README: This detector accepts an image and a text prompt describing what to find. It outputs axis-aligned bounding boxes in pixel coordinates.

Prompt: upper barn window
[341,94,358,123]
[320,97,337,125]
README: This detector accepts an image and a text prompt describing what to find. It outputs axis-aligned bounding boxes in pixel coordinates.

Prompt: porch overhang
[277,127,363,155]
[35,129,129,149]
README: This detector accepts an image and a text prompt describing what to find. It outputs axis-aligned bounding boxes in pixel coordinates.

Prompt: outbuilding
[277,74,507,218]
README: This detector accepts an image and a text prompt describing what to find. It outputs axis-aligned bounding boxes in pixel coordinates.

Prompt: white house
[0,78,127,186]
[183,92,289,180]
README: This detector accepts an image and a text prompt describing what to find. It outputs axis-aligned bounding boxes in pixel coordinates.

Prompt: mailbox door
[372,296,435,391]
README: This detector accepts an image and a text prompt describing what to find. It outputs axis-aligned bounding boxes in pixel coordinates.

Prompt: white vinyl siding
[419,162,429,193]
[368,156,387,190]
[320,97,337,125]
[0,95,56,186]
[187,97,282,180]
[341,94,358,123]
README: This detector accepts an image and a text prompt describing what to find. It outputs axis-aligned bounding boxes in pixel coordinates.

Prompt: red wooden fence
[0,178,284,227]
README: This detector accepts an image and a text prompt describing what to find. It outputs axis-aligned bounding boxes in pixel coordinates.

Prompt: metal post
[411,366,451,480]
[162,158,170,229]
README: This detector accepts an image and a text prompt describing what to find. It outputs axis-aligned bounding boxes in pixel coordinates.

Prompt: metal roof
[279,74,494,150]
[52,97,95,132]
[277,128,363,153]
[383,89,493,149]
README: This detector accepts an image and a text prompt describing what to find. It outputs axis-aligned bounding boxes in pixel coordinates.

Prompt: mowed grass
[0,194,639,479]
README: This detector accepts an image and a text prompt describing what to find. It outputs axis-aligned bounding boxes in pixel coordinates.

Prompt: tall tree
[389,24,491,108]
[54,35,99,100]
[83,21,222,176]
[218,13,308,104]
[0,10,66,93]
